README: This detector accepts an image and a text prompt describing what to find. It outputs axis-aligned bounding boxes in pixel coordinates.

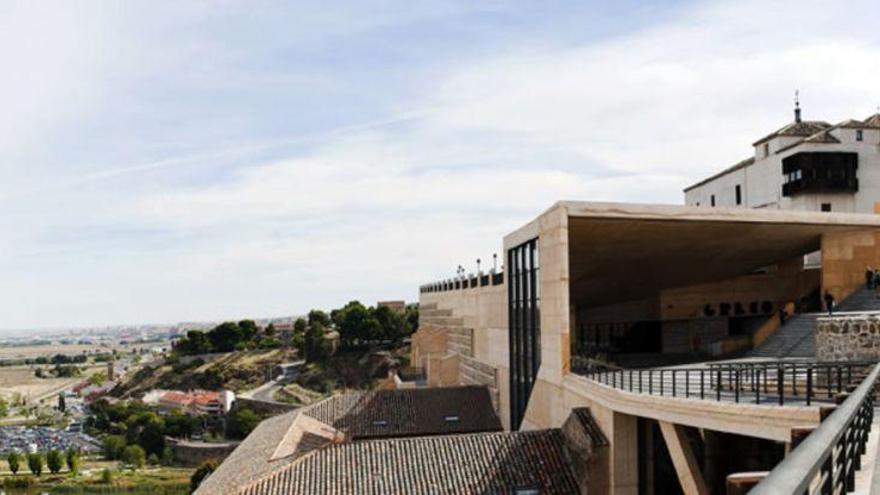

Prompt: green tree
[125,412,166,456]
[190,460,218,493]
[374,305,408,344]
[103,435,127,460]
[333,301,373,346]
[161,446,175,466]
[120,445,145,471]
[303,322,329,362]
[0,397,8,418]
[404,303,419,333]
[292,318,307,354]
[166,409,200,439]
[227,407,261,439]
[27,453,43,476]
[238,320,259,343]
[264,323,276,337]
[101,468,114,484]
[178,330,213,355]
[57,393,66,412]
[65,448,80,475]
[46,449,63,474]
[210,322,244,353]
[308,309,331,328]
[7,451,20,475]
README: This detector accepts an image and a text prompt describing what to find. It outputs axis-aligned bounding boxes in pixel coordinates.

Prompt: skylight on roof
[444,415,460,422]
[372,420,387,427]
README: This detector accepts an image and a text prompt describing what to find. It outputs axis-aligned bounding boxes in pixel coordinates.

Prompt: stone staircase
[748,313,823,358]
[419,307,473,358]
[749,288,880,359]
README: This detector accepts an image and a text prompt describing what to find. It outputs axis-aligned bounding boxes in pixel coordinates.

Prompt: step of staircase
[419,308,453,318]
[748,287,880,359]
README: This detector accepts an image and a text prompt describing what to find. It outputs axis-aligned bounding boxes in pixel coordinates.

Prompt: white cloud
[2,0,880,330]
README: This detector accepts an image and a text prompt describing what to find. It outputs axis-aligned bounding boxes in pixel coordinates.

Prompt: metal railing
[749,361,880,494]
[572,357,873,406]
[419,271,504,293]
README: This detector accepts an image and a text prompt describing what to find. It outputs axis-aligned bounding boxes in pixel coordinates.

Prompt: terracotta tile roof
[863,113,880,128]
[193,391,221,405]
[161,391,194,406]
[803,130,840,144]
[239,430,581,495]
[305,385,503,439]
[684,156,754,192]
[197,386,506,494]
[194,410,334,495]
[752,120,831,146]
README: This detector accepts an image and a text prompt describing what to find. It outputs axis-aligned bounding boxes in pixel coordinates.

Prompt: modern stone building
[416,202,880,493]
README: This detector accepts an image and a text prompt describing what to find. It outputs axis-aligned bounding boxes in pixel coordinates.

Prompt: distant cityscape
[0,315,302,346]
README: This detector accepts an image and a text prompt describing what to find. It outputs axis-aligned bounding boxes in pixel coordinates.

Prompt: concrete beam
[659,421,709,495]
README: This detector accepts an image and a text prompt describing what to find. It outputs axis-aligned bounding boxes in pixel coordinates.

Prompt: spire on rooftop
[794,90,802,123]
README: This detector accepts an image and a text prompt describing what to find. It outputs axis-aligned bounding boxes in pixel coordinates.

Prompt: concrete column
[659,421,709,495]
[610,412,639,495]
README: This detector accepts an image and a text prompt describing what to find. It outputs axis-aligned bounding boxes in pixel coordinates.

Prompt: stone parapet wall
[816,315,880,361]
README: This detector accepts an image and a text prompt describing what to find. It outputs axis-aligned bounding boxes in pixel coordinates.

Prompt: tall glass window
[508,238,540,430]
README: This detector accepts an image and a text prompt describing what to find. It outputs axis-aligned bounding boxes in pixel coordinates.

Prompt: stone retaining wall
[167,438,239,466]
[816,315,880,361]
[233,397,297,416]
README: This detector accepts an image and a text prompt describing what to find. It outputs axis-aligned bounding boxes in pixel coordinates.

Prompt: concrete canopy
[564,202,880,309]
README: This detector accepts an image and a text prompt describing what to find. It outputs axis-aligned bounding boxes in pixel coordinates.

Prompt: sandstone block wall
[816,315,880,361]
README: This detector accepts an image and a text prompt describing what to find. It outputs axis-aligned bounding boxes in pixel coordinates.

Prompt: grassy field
[0,343,139,361]
[0,461,192,494]
[0,364,108,403]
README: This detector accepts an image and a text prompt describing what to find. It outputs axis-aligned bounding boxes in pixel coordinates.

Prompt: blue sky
[1,0,879,332]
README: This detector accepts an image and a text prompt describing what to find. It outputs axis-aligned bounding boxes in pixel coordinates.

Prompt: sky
[1,0,880,333]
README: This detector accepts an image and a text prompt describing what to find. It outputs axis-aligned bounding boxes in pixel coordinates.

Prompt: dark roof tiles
[305,385,503,439]
[240,430,581,495]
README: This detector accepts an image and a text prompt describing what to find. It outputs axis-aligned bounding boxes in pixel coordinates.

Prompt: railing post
[828,366,833,399]
[685,370,690,398]
[639,370,643,394]
[672,370,676,397]
[629,370,633,392]
[792,365,797,396]
[735,369,740,403]
[660,370,664,396]
[649,370,653,395]
[700,370,705,400]
[755,367,761,404]
[716,369,721,401]
[821,454,832,495]
[807,366,813,406]
[778,365,784,406]
[838,366,843,395]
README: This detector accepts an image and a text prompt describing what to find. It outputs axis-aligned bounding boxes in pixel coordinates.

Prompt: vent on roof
[444,415,460,423]
[512,487,540,495]
[372,420,387,427]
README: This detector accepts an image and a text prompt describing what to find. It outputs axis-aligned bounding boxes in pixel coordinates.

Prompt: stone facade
[816,315,880,361]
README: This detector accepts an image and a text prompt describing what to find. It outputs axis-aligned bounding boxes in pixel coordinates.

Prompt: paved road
[242,360,304,403]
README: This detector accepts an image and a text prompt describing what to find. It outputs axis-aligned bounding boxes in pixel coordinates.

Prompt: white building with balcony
[684,101,880,215]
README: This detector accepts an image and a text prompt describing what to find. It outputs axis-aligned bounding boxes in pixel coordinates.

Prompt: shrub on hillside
[190,460,218,493]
